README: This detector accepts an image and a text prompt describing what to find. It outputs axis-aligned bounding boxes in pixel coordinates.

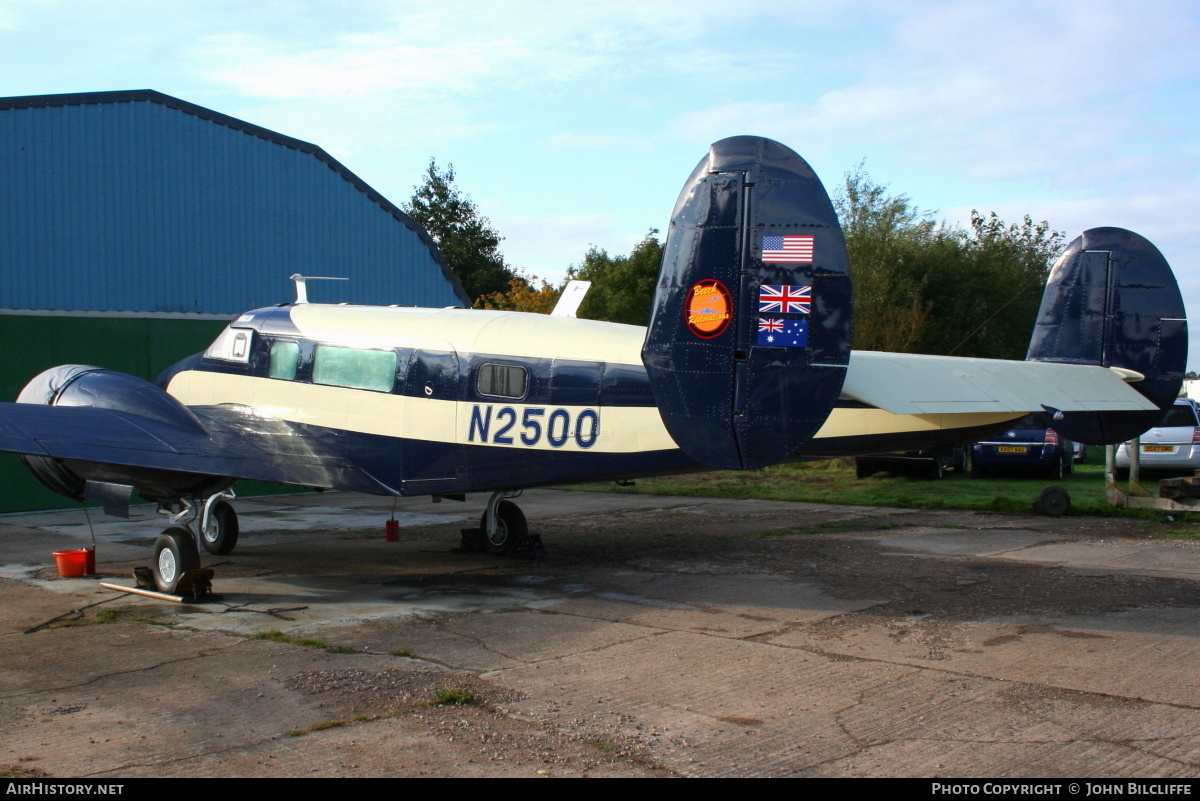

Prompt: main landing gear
[150,490,239,594]
[460,490,541,557]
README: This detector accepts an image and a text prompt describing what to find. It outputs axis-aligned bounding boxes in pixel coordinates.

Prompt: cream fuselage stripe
[167,369,1020,455]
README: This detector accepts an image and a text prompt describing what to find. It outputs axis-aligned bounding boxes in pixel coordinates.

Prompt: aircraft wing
[841,352,1158,415]
[0,402,398,495]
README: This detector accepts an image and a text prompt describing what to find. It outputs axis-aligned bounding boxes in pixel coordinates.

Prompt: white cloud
[491,211,642,282]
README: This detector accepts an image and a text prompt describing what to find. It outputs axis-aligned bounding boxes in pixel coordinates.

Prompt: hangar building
[0,89,469,511]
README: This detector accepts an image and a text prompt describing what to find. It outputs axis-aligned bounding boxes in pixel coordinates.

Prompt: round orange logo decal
[684,279,732,338]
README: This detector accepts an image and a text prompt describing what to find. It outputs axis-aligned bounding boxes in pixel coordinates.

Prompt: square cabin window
[477,364,527,399]
[268,341,300,380]
[312,345,397,392]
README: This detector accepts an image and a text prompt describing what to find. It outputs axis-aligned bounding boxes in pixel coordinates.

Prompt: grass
[565,456,1200,521]
[434,687,475,705]
[251,630,358,653]
[584,738,617,754]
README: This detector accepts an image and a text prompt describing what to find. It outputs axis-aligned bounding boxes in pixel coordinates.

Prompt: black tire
[154,527,200,594]
[1033,486,1071,517]
[952,450,968,473]
[929,460,945,480]
[1063,454,1075,476]
[1048,457,1064,480]
[480,500,528,555]
[200,500,239,555]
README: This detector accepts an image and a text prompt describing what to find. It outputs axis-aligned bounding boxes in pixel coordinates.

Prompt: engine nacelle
[16,365,234,503]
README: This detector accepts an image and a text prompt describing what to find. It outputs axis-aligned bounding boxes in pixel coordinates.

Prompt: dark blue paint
[642,136,852,470]
[1027,227,1188,444]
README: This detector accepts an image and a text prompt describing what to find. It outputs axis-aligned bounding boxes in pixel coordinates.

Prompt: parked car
[972,413,1075,479]
[855,447,968,480]
[1114,398,1200,478]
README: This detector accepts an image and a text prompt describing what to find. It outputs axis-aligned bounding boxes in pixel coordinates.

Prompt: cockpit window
[312,345,397,392]
[268,341,300,380]
[205,327,254,363]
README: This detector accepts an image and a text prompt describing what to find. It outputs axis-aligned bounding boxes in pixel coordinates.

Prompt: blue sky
[2,0,1198,365]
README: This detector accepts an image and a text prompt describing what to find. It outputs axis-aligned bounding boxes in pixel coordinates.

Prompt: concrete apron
[1,489,1198,777]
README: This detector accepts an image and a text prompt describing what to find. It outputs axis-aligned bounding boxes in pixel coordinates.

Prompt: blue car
[972,413,1076,479]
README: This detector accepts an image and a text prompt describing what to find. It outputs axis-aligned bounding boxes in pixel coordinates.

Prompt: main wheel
[928,460,945,480]
[480,500,528,556]
[200,500,239,555]
[154,527,201,594]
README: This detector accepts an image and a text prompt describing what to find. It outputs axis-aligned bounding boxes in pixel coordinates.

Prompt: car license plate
[1142,445,1173,453]
[997,446,1028,454]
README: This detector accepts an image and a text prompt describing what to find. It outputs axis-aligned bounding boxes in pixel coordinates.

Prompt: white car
[1115,398,1200,477]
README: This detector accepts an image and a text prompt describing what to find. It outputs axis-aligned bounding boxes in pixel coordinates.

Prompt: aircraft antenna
[289,274,349,304]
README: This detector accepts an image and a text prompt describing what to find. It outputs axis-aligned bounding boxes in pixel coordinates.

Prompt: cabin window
[477,364,527,399]
[268,341,300,380]
[204,326,254,363]
[312,345,397,392]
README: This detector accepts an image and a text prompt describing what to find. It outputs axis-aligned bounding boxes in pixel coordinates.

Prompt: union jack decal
[757,318,784,333]
[758,284,811,314]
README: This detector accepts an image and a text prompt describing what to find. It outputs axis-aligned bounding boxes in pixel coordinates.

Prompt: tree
[566,231,663,325]
[918,211,1064,359]
[474,275,561,314]
[834,164,1063,359]
[833,163,940,353]
[403,159,517,302]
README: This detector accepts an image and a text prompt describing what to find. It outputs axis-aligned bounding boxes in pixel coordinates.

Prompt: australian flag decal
[757,317,808,347]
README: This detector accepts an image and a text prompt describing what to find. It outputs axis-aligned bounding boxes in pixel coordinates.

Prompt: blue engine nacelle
[16,365,234,502]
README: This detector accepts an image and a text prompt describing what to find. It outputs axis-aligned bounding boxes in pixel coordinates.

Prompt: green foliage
[251,630,356,653]
[434,687,475,705]
[567,230,663,325]
[835,163,939,353]
[834,164,1063,359]
[403,160,517,302]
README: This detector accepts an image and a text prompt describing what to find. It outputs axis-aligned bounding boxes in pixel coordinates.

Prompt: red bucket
[385,519,399,542]
[52,549,89,578]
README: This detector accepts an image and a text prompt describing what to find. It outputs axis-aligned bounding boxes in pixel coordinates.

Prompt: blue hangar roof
[0,90,470,314]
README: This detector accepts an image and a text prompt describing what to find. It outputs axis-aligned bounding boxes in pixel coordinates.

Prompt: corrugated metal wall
[0,91,468,313]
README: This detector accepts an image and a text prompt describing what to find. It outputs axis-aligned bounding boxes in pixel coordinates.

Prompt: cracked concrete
[1,489,1199,777]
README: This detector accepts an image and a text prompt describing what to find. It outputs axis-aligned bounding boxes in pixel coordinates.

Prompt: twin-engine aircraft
[0,136,1187,593]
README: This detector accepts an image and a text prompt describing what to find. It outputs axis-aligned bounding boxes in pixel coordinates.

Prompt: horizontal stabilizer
[842,352,1157,415]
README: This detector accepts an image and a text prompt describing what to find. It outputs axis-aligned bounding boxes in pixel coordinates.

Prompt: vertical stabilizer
[1027,227,1187,444]
[641,136,852,469]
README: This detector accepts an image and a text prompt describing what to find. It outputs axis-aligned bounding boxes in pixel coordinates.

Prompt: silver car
[1115,398,1200,476]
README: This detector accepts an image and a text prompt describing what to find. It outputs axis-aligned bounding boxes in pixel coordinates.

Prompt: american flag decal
[761,235,814,263]
[758,285,812,314]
